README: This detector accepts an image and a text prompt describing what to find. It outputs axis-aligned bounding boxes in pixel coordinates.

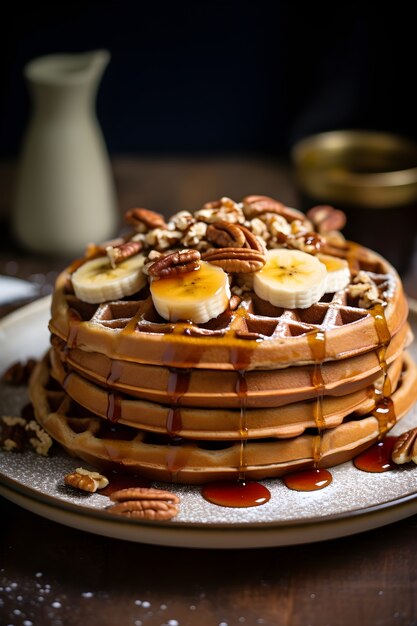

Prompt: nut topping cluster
[72,194,350,307]
[106,194,343,280]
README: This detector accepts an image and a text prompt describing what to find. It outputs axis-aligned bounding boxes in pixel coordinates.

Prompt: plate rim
[2,295,417,548]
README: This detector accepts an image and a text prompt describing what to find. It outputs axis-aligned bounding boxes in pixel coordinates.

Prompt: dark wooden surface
[1,156,417,626]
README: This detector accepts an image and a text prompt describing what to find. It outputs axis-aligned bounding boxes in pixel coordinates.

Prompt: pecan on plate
[64,467,109,493]
[107,487,180,521]
[125,208,168,232]
[148,249,201,278]
[202,247,265,273]
[392,428,417,464]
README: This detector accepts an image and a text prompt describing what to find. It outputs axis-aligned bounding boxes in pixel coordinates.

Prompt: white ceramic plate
[1,296,417,549]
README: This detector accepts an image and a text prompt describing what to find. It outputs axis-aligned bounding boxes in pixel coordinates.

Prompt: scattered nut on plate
[64,467,109,493]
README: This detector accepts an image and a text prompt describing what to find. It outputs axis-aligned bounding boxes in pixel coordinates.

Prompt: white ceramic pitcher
[12,50,118,256]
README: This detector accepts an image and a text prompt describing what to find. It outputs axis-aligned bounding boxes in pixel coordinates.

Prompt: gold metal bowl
[291,130,417,209]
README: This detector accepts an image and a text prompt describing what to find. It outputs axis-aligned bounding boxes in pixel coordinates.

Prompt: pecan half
[107,486,179,521]
[109,487,180,503]
[242,195,305,224]
[207,221,246,248]
[392,428,417,464]
[125,208,168,231]
[148,249,201,278]
[207,221,265,253]
[107,499,179,520]
[202,247,265,273]
[65,467,109,493]
[306,205,346,233]
[106,240,143,268]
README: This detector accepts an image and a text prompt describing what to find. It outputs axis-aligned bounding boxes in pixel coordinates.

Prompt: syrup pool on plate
[353,436,398,473]
[201,480,271,508]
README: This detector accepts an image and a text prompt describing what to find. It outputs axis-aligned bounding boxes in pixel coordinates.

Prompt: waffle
[49,346,405,439]
[50,320,411,409]
[49,243,407,371]
[28,196,417,484]
[30,350,417,483]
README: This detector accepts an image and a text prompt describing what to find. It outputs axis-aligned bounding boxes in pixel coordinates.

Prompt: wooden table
[1,156,417,626]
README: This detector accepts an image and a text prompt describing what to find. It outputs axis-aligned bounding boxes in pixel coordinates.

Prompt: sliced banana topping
[317,253,350,293]
[71,254,146,304]
[253,249,328,309]
[150,260,231,324]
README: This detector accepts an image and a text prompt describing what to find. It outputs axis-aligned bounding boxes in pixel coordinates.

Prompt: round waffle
[30,351,417,483]
[50,320,411,409]
[49,241,408,371]
[49,346,405,439]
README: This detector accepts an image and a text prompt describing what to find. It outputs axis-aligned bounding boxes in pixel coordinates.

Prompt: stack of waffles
[29,195,417,484]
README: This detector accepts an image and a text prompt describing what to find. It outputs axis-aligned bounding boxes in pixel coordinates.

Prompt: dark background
[1,1,417,159]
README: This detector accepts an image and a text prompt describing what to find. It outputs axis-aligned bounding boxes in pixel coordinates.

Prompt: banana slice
[253,249,327,309]
[150,260,231,324]
[71,254,146,304]
[317,253,350,293]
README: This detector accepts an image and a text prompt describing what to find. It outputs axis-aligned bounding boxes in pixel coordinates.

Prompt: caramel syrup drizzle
[307,328,326,466]
[164,367,192,480]
[106,360,123,423]
[369,303,396,436]
[229,306,253,483]
[235,369,249,481]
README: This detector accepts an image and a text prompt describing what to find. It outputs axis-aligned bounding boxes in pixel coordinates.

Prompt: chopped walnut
[181,221,208,248]
[248,217,271,242]
[195,197,245,224]
[142,250,164,276]
[145,227,183,251]
[168,210,195,232]
[289,231,325,254]
[25,420,53,456]
[267,214,292,239]
[348,271,384,308]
